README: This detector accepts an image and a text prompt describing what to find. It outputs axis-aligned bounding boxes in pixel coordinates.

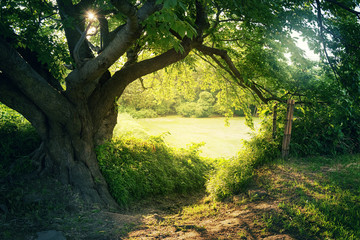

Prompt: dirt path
[2,163,315,239]
[79,184,295,240]
[119,194,294,240]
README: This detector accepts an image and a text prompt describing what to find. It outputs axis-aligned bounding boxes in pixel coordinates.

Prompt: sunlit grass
[113,113,260,158]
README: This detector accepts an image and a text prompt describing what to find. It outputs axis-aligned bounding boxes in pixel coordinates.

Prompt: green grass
[96,136,211,208]
[113,114,260,158]
[259,154,360,239]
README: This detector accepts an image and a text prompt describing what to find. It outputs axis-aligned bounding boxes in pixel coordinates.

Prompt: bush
[131,108,158,119]
[289,102,360,156]
[206,130,280,201]
[96,136,210,207]
[117,105,158,119]
[176,91,216,118]
[176,102,198,117]
[154,101,176,115]
[0,104,40,177]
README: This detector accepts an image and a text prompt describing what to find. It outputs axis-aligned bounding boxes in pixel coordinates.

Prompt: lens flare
[87,11,96,21]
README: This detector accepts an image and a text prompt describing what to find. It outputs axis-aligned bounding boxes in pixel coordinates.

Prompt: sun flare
[87,11,96,21]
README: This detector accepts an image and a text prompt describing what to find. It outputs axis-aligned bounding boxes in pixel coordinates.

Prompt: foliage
[176,91,215,118]
[96,136,211,207]
[290,102,360,156]
[206,130,280,201]
[1,0,360,208]
[176,102,198,117]
[0,104,40,178]
[260,80,360,157]
[119,106,159,119]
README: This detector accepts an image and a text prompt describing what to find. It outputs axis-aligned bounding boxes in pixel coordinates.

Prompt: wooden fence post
[272,103,278,139]
[282,99,295,159]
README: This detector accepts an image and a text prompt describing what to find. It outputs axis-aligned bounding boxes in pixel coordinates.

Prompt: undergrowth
[0,104,40,178]
[96,137,211,208]
[206,130,279,201]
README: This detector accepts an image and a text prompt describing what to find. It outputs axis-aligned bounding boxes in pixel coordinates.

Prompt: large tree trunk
[35,103,119,210]
[0,0,195,209]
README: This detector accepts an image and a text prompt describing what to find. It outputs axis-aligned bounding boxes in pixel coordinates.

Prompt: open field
[114,114,260,158]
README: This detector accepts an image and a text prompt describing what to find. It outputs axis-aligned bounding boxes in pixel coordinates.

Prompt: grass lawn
[257,155,360,239]
[114,114,260,158]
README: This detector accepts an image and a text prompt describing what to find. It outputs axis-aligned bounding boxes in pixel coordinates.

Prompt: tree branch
[66,0,161,97]
[315,0,341,84]
[0,38,71,123]
[325,0,360,19]
[57,0,94,63]
[74,21,93,68]
[111,0,137,20]
[195,0,210,39]
[195,44,284,103]
[0,74,47,138]
[89,38,194,129]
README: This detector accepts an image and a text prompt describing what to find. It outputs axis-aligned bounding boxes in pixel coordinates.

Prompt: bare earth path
[4,160,342,239]
[2,165,294,240]
[77,164,299,240]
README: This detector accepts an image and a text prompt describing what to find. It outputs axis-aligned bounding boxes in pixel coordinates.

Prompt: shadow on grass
[259,156,360,239]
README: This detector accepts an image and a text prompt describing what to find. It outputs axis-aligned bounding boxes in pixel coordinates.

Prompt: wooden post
[282,99,295,159]
[272,103,277,139]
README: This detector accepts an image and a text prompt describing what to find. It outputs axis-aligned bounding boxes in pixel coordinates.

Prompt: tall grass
[206,130,280,201]
[96,136,211,208]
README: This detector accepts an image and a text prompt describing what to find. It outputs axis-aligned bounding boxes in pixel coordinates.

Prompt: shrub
[206,130,280,201]
[176,102,198,117]
[117,105,158,119]
[96,136,210,207]
[0,104,40,177]
[131,108,158,119]
[154,101,176,115]
[289,103,360,156]
[198,91,215,106]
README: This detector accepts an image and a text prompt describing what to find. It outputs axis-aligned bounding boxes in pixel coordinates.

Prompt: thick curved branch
[89,38,194,129]
[0,38,71,123]
[66,0,161,97]
[0,74,47,138]
[17,47,63,92]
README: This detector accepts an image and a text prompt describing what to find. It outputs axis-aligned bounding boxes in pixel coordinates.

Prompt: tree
[0,0,359,208]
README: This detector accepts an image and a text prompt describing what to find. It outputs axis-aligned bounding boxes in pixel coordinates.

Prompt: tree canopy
[0,0,359,208]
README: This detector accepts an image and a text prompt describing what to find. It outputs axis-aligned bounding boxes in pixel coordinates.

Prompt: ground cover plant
[206,129,280,201]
